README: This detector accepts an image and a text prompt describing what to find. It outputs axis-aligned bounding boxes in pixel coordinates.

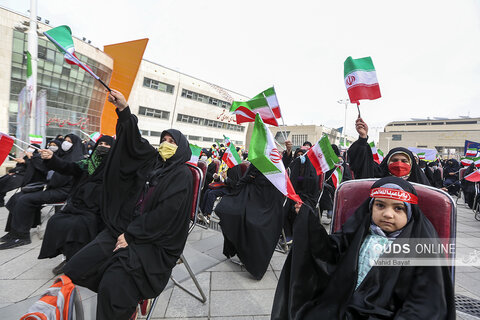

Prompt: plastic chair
[330,178,456,282]
[213,159,221,173]
[457,167,469,205]
[197,160,208,180]
[146,163,206,319]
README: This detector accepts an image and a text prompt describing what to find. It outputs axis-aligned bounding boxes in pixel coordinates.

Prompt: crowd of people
[0,88,475,319]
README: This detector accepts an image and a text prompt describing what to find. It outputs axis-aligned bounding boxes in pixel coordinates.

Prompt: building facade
[379,118,480,156]
[0,7,113,140]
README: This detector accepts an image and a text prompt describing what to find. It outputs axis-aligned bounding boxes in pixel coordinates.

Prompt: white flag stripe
[344,70,379,89]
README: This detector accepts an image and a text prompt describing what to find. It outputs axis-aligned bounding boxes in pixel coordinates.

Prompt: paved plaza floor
[0,190,479,319]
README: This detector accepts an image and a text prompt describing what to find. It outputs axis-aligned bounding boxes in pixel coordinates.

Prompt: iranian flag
[307,135,341,175]
[29,134,43,145]
[344,56,381,104]
[417,152,426,160]
[331,166,343,189]
[188,144,202,166]
[89,132,102,143]
[369,141,384,164]
[461,157,473,167]
[249,114,301,202]
[43,26,99,80]
[230,87,281,126]
[465,170,480,182]
[0,133,14,166]
[26,51,34,108]
[474,157,480,168]
[466,148,478,157]
[222,141,242,168]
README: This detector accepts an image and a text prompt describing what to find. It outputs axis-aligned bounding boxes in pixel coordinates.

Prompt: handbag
[21,182,46,193]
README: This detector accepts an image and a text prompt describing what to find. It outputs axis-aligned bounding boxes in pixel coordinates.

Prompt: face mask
[62,141,73,152]
[158,141,178,161]
[95,145,110,156]
[48,145,59,152]
[200,155,207,161]
[88,150,93,155]
[27,148,35,153]
[388,161,411,178]
[299,154,306,164]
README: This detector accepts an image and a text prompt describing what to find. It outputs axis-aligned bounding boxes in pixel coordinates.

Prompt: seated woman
[1,135,84,250]
[214,163,285,280]
[0,144,46,208]
[348,117,430,185]
[63,90,193,320]
[443,159,461,196]
[38,135,114,274]
[272,176,455,319]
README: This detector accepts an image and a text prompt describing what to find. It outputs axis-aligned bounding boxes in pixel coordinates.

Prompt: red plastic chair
[459,167,467,180]
[197,160,208,183]
[330,178,456,281]
[146,163,206,319]
[213,159,221,173]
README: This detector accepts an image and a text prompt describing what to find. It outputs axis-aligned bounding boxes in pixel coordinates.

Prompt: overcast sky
[2,0,480,142]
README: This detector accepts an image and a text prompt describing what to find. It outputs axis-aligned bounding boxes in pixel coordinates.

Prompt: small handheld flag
[222,141,242,168]
[465,170,480,182]
[0,133,14,166]
[29,134,43,145]
[43,25,111,92]
[307,136,341,175]
[230,87,281,126]
[344,56,381,117]
[188,144,202,166]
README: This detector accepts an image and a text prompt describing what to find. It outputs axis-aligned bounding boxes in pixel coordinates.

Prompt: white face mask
[62,141,73,152]
[200,155,207,161]
[26,147,35,153]
[48,145,59,152]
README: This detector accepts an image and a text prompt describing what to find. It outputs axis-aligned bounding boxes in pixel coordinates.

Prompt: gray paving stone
[210,289,274,317]
[211,317,254,320]
[207,260,243,272]
[148,287,173,318]
[211,271,277,291]
[17,256,63,280]
[0,279,46,304]
[0,249,40,280]
[165,272,210,318]
[269,255,287,271]
[0,247,29,266]
[189,233,224,253]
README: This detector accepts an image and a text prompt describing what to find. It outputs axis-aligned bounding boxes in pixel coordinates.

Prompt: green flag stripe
[26,51,32,77]
[230,96,270,112]
[344,56,375,77]
[44,25,75,54]
[252,87,275,99]
[319,135,340,167]
[250,115,281,174]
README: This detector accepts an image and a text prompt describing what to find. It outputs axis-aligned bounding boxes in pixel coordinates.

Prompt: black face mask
[96,145,111,156]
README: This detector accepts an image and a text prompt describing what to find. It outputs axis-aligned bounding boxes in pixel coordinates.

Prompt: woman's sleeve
[44,154,83,177]
[347,136,380,179]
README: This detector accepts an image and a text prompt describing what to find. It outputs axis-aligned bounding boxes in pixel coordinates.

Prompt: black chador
[63,107,193,320]
[38,135,114,263]
[271,177,455,319]
[348,138,431,185]
[215,164,284,280]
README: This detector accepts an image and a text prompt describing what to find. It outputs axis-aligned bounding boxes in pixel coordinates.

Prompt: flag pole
[43,32,111,92]
[12,137,40,150]
[13,143,26,151]
[79,130,97,142]
[356,102,361,118]
[273,86,290,142]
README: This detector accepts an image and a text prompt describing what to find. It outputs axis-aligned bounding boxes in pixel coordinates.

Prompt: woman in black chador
[38,135,114,274]
[348,117,430,185]
[214,163,285,280]
[271,176,455,319]
[63,89,193,320]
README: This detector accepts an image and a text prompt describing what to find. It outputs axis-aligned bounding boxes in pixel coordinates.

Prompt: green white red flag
[0,133,14,166]
[417,152,426,160]
[331,166,343,189]
[465,170,480,182]
[461,157,473,167]
[29,134,43,145]
[474,157,480,168]
[249,114,301,202]
[466,148,478,157]
[344,56,381,104]
[188,144,202,166]
[222,141,242,168]
[230,87,281,126]
[89,132,102,143]
[369,141,383,164]
[307,135,341,175]
[43,26,99,80]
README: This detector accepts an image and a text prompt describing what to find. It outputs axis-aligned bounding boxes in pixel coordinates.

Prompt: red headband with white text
[370,187,418,204]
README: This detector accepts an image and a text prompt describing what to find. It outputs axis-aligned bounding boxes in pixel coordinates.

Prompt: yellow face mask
[158,141,178,161]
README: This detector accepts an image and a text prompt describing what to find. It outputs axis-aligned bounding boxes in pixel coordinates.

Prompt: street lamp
[337,98,350,148]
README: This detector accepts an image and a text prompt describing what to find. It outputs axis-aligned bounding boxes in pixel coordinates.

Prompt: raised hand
[355,117,369,139]
[108,89,128,111]
[39,149,54,160]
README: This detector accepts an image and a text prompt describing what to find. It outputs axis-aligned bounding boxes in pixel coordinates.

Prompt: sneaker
[285,236,293,245]
[0,233,13,243]
[321,216,332,225]
[0,237,31,250]
[52,260,67,275]
[139,298,154,316]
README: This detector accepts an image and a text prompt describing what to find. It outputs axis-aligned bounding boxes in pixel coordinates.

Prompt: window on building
[202,137,213,142]
[189,135,201,141]
[392,134,402,141]
[138,106,170,120]
[292,134,308,146]
[181,89,231,109]
[176,113,244,132]
[143,77,174,94]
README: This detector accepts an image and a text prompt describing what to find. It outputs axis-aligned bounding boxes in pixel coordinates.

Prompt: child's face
[371,198,408,232]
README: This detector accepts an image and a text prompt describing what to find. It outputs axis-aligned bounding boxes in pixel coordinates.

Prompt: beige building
[245,123,356,151]
[379,118,480,156]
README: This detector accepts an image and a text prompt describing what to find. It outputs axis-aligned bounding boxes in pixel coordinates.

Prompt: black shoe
[52,260,67,275]
[0,237,31,250]
[0,233,13,243]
